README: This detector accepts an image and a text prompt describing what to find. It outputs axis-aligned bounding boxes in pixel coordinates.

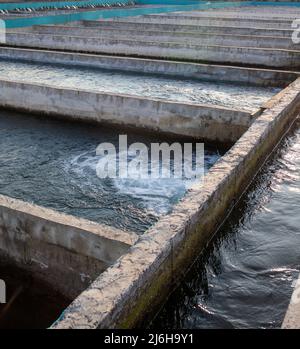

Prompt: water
[0,110,223,234]
[0,260,70,329]
[151,120,300,329]
[0,59,279,112]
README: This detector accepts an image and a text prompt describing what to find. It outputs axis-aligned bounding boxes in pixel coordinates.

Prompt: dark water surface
[151,120,300,329]
[0,110,223,234]
[0,261,70,329]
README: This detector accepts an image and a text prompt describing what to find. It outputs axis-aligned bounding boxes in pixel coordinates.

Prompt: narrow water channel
[0,59,279,112]
[151,119,300,329]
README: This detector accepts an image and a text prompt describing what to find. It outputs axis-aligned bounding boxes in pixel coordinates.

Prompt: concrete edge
[0,193,138,252]
[81,19,295,34]
[0,78,252,143]
[0,77,247,114]
[21,24,297,43]
[6,30,300,54]
[51,77,300,329]
[282,272,300,329]
[4,31,300,69]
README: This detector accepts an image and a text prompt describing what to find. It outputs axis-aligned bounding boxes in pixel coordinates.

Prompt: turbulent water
[151,120,300,329]
[0,110,222,234]
[0,59,279,112]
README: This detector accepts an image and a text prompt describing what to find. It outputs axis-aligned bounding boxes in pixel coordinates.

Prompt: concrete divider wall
[51,78,300,329]
[81,20,295,37]
[0,79,252,143]
[282,272,300,329]
[123,14,294,29]
[5,32,300,68]
[0,194,138,299]
[26,25,299,50]
[0,47,297,87]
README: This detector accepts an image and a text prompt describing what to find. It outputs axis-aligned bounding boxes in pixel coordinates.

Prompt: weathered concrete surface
[51,79,300,329]
[0,46,297,87]
[282,273,300,329]
[0,79,252,143]
[5,31,300,69]
[24,25,299,50]
[82,20,295,37]
[121,14,295,29]
[0,194,138,299]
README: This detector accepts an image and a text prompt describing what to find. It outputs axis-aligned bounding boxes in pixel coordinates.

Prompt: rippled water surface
[0,110,223,234]
[0,59,279,112]
[151,120,300,329]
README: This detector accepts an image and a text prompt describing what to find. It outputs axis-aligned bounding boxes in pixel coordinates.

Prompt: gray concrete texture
[0,194,138,298]
[6,8,300,69]
[24,24,299,50]
[282,273,300,329]
[0,79,251,143]
[117,14,295,29]
[0,46,297,88]
[81,20,295,38]
[4,31,300,69]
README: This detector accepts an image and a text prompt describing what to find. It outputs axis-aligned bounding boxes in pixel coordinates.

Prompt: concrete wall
[0,79,252,143]
[282,272,300,329]
[0,194,138,299]
[5,32,300,68]
[122,14,294,29]
[26,24,299,50]
[82,20,295,37]
[51,78,300,329]
[0,46,297,87]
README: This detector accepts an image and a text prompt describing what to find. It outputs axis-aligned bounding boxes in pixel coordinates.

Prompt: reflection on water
[0,59,279,112]
[0,110,223,234]
[151,120,300,329]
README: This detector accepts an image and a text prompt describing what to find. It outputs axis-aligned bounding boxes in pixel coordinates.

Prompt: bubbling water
[0,111,224,234]
[64,147,220,216]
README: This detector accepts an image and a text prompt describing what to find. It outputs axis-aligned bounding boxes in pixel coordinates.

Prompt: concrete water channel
[0,1,299,329]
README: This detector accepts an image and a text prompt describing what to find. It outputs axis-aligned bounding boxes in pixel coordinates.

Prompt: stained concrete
[5,31,300,69]
[0,194,138,299]
[0,79,252,143]
[82,20,295,37]
[24,24,299,50]
[118,14,295,29]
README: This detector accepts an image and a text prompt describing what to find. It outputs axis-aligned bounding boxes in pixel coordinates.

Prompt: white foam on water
[63,148,211,216]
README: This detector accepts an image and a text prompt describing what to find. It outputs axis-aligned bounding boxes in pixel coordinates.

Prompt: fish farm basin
[0,1,299,330]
